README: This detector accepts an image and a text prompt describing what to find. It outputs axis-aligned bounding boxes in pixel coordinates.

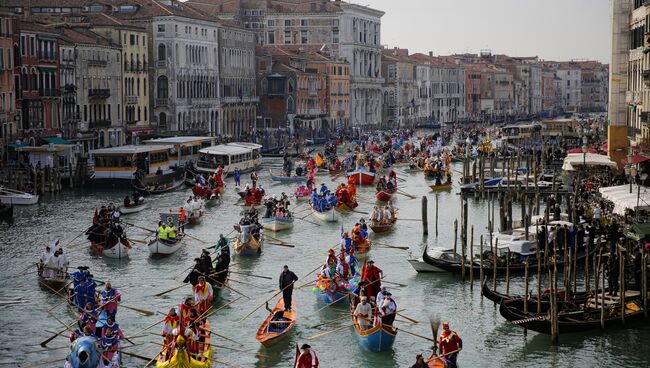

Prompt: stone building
[0,12,15,162]
[218,22,258,137]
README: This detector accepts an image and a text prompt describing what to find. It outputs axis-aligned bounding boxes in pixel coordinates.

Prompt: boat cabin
[90,145,174,182]
[142,137,216,167]
[501,123,541,143]
[196,142,262,174]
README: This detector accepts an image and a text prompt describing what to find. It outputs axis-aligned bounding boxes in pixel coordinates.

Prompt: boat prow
[148,235,185,256]
[255,297,296,347]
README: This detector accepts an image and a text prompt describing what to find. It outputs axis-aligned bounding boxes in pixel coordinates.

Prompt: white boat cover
[599,184,650,215]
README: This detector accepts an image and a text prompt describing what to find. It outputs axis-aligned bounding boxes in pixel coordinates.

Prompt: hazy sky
[361,0,611,62]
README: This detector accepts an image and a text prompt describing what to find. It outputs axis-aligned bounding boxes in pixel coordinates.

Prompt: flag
[360,257,367,282]
[315,153,324,167]
[293,343,300,368]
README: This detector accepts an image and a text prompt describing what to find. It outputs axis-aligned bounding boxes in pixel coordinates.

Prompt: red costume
[438,326,462,362]
[295,350,319,368]
[362,264,382,299]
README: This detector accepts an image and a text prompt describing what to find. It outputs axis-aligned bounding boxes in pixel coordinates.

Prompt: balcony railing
[126,95,138,104]
[0,111,6,122]
[37,51,57,61]
[38,88,61,97]
[641,111,650,123]
[88,89,111,99]
[155,98,168,107]
[63,84,76,94]
[156,60,167,68]
[88,59,107,67]
[89,119,112,129]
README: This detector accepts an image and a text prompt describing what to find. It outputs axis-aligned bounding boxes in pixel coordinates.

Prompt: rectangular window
[20,36,25,55]
[130,34,135,45]
[267,31,275,44]
[300,30,308,44]
[30,36,35,56]
[157,24,165,33]
[267,20,275,26]
[301,19,308,27]
[284,30,291,44]
[83,105,87,121]
[284,20,291,27]
[0,49,4,70]
[332,29,339,43]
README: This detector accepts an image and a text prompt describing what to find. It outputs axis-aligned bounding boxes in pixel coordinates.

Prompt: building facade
[0,12,15,163]
[219,23,258,137]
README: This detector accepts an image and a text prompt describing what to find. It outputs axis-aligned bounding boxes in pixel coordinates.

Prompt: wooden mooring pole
[421,196,428,236]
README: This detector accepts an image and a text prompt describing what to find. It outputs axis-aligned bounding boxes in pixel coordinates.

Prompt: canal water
[1,160,649,367]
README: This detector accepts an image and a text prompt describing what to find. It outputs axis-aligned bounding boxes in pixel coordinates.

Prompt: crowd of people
[311,184,338,212]
[38,240,68,279]
[263,193,292,219]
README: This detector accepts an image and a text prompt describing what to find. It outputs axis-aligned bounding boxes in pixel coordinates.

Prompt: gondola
[233,232,264,256]
[269,169,307,184]
[255,297,297,347]
[498,294,647,335]
[351,303,397,352]
[208,267,229,294]
[156,319,212,367]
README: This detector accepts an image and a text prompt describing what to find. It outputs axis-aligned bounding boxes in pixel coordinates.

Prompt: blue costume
[74,283,88,310]
[320,185,329,195]
[234,168,241,186]
[71,270,87,288]
[84,279,97,308]
[343,237,353,253]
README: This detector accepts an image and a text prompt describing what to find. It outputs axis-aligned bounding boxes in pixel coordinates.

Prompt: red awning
[621,154,650,165]
[600,141,608,150]
[566,147,598,154]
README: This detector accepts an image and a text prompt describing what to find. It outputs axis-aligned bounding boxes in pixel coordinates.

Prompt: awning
[42,136,71,145]
[599,184,650,215]
[621,154,649,165]
[561,153,617,171]
[566,147,597,154]
[8,142,29,149]
[624,223,650,241]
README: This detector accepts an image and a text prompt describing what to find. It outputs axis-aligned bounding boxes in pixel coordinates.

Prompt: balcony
[308,89,318,97]
[126,95,138,104]
[641,111,650,123]
[155,98,168,107]
[306,108,322,116]
[37,52,57,62]
[88,59,107,67]
[156,60,167,68]
[63,84,76,94]
[88,89,111,99]
[644,70,650,86]
[89,119,112,129]
[39,88,61,97]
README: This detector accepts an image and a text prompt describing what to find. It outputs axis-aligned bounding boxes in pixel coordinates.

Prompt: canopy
[621,154,649,165]
[42,136,71,145]
[599,184,650,215]
[566,147,597,154]
[561,153,617,171]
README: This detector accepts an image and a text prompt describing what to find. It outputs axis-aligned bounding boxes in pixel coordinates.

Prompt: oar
[306,323,352,340]
[228,278,270,290]
[228,270,272,280]
[310,314,349,328]
[153,283,188,297]
[395,327,436,342]
[396,190,416,199]
[295,264,324,289]
[396,218,422,222]
[121,350,155,362]
[203,296,243,320]
[372,243,409,250]
[239,281,297,322]
[268,241,296,248]
[203,328,245,347]
[312,292,350,314]
[182,232,209,244]
[15,262,39,277]
[297,280,318,290]
[295,216,320,226]
[18,357,66,368]
[40,319,78,347]
[120,304,155,316]
[64,228,91,248]
[398,313,420,324]
[350,209,369,215]
[264,233,290,244]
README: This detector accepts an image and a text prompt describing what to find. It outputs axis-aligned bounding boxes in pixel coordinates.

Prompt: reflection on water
[0,161,649,367]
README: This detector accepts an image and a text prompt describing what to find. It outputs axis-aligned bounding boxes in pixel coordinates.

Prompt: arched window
[287,96,295,114]
[288,79,294,93]
[159,112,167,129]
[158,43,166,61]
[157,76,168,98]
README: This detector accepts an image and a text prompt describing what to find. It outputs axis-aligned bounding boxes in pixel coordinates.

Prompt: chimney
[429,51,433,58]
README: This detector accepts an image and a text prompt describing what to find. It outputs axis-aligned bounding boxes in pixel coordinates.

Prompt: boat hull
[148,236,184,256]
[91,241,130,259]
[260,217,294,232]
[318,289,348,306]
[255,297,296,347]
[429,183,452,191]
[354,323,397,352]
[233,235,263,256]
[0,193,39,205]
[407,258,444,272]
[312,208,338,222]
[269,169,307,183]
[121,203,147,214]
[375,191,393,202]
[347,171,375,186]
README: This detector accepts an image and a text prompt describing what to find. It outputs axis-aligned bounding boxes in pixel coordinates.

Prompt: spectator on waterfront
[608,252,620,296]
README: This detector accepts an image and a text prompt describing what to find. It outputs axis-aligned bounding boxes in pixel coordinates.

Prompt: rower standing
[193,276,213,314]
[438,322,462,366]
[100,282,121,319]
[279,265,298,311]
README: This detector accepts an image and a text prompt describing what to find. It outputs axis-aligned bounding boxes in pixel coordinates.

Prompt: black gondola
[498,295,647,334]
[0,203,13,220]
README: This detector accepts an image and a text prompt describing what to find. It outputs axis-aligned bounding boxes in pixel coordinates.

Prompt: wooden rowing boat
[255,297,296,347]
[149,234,185,256]
[121,201,147,214]
[429,182,452,191]
[346,170,375,186]
[156,319,212,368]
[233,233,264,256]
[369,219,396,234]
[269,169,307,183]
[335,201,358,213]
[311,204,338,223]
[351,304,397,352]
[260,217,294,232]
[90,237,131,259]
[375,189,395,202]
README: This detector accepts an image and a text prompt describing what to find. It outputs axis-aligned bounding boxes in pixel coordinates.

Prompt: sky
[359,0,611,63]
